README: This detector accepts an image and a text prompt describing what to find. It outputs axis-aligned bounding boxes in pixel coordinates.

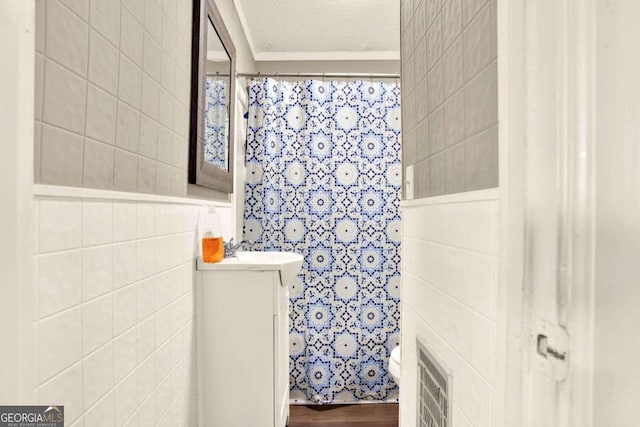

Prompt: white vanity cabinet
[196,253,300,427]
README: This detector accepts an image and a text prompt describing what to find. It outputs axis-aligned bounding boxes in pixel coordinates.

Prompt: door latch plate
[532,318,569,381]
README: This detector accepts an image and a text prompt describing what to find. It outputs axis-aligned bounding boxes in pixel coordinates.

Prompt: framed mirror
[189,0,236,192]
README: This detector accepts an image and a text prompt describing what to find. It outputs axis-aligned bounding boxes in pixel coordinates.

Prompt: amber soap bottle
[200,205,224,263]
[202,232,224,263]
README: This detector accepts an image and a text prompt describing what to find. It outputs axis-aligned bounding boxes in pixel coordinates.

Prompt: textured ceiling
[234,0,400,61]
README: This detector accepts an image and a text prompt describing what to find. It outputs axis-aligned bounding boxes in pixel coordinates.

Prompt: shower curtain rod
[236,72,400,80]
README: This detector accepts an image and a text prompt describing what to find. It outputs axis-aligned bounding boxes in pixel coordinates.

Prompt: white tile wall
[121,8,144,67]
[39,307,83,384]
[39,363,84,423]
[39,200,82,252]
[39,250,82,317]
[89,29,120,96]
[118,56,143,110]
[84,392,115,427]
[92,0,121,47]
[46,0,88,77]
[400,192,499,427]
[35,0,193,196]
[402,0,498,197]
[83,343,114,409]
[43,59,87,135]
[34,195,232,426]
[82,245,113,300]
[82,295,113,355]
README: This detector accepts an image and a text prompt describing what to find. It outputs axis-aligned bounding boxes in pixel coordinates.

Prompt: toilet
[389,346,401,387]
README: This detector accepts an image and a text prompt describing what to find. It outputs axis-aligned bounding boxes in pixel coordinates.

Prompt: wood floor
[288,404,399,427]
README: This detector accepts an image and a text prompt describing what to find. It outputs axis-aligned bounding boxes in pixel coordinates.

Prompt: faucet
[223,238,253,258]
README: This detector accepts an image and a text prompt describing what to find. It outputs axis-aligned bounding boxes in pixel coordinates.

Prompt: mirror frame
[188,0,236,193]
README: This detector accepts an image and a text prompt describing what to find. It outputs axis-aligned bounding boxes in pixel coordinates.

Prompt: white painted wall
[594,0,640,424]
[255,60,400,76]
[0,0,36,404]
[214,0,257,74]
[400,189,499,427]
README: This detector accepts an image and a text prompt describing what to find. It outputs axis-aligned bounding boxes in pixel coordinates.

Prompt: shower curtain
[243,78,401,404]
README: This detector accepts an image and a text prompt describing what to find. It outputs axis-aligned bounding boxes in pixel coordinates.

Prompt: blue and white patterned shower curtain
[204,77,229,168]
[244,78,401,404]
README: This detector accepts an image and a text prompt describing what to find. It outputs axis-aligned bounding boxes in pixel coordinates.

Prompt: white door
[519,0,583,425]
[501,0,597,424]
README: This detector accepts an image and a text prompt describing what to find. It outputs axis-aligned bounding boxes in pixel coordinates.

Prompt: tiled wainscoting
[400,189,498,427]
[34,0,193,196]
[31,186,231,426]
[401,0,498,198]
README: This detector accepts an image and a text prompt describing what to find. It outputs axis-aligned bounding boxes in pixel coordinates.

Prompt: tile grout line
[110,199,117,397]
[80,3,91,188]
[34,234,40,402]
[38,0,47,184]
[115,1,126,192]
[79,198,86,413]
[133,196,141,420]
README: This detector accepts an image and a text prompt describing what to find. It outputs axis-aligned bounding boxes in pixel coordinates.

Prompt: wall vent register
[417,340,452,427]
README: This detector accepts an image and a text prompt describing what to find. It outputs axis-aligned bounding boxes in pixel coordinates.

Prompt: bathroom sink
[196,251,303,286]
[235,251,302,265]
